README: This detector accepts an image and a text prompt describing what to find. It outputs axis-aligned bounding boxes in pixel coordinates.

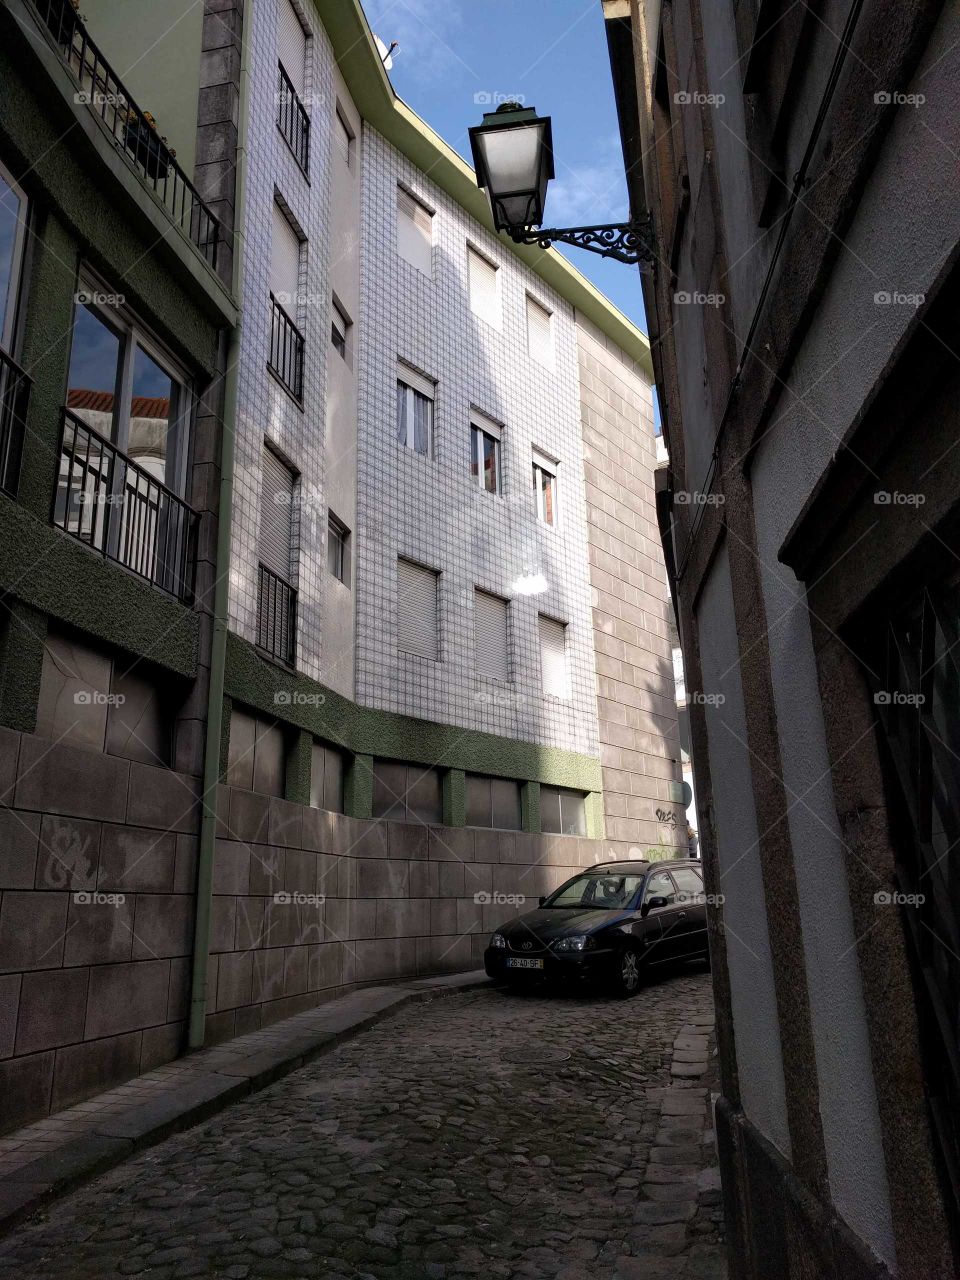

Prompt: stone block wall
[0,727,200,1134]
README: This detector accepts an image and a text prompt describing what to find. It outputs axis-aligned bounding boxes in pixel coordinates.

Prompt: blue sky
[363,0,649,336]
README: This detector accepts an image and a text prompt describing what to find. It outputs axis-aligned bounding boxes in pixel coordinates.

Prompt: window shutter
[335,111,351,165]
[278,0,306,98]
[539,615,569,699]
[526,297,553,367]
[396,188,433,276]
[397,362,435,400]
[475,590,508,680]
[398,558,439,659]
[468,248,499,326]
[259,447,294,581]
[271,204,301,304]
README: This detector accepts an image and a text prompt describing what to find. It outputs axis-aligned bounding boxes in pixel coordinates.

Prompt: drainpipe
[188,0,252,1051]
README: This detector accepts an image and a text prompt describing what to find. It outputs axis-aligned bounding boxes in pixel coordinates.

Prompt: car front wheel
[610,946,642,998]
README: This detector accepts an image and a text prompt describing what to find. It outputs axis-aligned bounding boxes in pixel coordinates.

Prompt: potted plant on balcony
[123,109,176,182]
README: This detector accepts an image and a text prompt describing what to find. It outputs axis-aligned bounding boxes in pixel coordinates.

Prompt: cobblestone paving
[0,971,723,1279]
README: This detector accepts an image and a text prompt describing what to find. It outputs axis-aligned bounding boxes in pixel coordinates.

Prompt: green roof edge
[321,0,654,380]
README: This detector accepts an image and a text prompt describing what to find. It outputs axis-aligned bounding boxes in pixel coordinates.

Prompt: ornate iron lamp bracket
[507,214,656,266]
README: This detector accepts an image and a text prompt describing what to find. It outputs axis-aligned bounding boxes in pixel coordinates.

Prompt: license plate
[506,957,544,970]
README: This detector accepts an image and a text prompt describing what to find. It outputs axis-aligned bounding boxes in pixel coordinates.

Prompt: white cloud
[546,134,629,226]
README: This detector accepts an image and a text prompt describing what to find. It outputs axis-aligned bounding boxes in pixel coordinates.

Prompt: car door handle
[677,912,687,919]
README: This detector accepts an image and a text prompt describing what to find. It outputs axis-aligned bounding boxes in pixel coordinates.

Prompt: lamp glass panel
[476,124,544,198]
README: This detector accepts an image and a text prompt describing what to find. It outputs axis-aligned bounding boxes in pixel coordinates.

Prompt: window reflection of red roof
[67,389,170,417]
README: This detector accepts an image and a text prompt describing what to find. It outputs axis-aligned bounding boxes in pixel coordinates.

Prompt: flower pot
[124,118,171,181]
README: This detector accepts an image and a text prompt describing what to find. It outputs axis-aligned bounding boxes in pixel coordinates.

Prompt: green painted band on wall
[223,632,603,793]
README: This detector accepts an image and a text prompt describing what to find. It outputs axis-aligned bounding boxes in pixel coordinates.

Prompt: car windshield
[543,872,645,910]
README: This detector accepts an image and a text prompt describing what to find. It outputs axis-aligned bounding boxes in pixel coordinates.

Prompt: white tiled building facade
[226,0,682,825]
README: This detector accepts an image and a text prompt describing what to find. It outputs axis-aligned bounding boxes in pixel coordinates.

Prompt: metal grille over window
[396,187,433,276]
[475,589,508,681]
[870,585,960,1225]
[257,448,297,664]
[269,205,304,400]
[276,62,310,173]
[468,247,500,326]
[526,296,553,368]
[396,364,434,457]
[539,614,569,699]
[398,558,439,660]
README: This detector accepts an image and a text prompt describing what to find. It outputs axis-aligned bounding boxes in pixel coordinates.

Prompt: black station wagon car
[483,860,710,996]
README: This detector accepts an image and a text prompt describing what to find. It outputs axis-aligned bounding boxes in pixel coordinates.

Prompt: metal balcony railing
[31,0,220,269]
[268,294,305,402]
[52,409,197,602]
[0,348,30,496]
[276,62,310,174]
[257,562,297,665]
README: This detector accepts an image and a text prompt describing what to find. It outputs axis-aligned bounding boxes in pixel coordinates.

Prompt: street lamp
[469,103,654,267]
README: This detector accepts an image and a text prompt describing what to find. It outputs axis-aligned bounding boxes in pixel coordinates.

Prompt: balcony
[257,563,297,666]
[30,0,220,269]
[277,63,310,174]
[268,294,305,402]
[0,348,29,496]
[52,409,198,602]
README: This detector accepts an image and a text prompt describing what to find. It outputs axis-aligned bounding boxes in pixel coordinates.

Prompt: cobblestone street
[0,972,722,1279]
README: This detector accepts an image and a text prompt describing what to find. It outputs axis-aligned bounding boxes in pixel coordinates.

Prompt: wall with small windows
[353,126,600,761]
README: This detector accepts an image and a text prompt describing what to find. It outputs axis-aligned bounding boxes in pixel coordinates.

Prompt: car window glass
[548,872,645,908]
[671,867,704,905]
[644,871,677,906]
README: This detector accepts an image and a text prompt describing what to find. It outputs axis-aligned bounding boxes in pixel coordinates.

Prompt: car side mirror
[645,896,668,913]
[538,896,545,907]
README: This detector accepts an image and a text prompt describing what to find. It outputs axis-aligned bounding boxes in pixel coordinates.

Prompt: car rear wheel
[610,946,642,998]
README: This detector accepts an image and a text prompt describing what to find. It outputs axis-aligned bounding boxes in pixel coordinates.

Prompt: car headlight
[553,935,593,952]
[489,933,506,949]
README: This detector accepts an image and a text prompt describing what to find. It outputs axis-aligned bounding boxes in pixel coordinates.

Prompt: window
[0,162,27,353]
[474,589,509,681]
[36,629,173,767]
[334,108,354,167]
[470,413,502,495]
[644,870,678,907]
[258,446,297,664]
[398,557,439,660]
[547,870,646,908]
[465,773,522,830]
[396,364,434,457]
[526,296,553,368]
[269,204,304,399]
[372,760,442,823]
[671,866,705,905]
[226,708,286,797]
[532,449,558,527]
[277,0,306,97]
[539,614,569,699]
[540,786,587,836]
[396,186,433,276]
[467,246,500,327]
[310,741,344,812]
[331,300,349,360]
[327,514,349,583]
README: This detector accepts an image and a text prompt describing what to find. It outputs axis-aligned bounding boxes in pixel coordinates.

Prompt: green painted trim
[585,791,605,840]
[286,729,312,805]
[0,600,47,732]
[347,753,373,819]
[224,632,603,793]
[522,780,540,834]
[0,499,199,680]
[316,1,653,379]
[443,769,465,827]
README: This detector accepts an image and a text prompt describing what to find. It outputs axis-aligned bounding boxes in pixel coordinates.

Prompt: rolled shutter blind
[271,204,301,303]
[398,559,438,659]
[397,362,434,400]
[526,297,553,367]
[468,248,498,325]
[260,448,294,580]
[278,0,306,98]
[539,615,568,698]
[475,590,508,680]
[397,188,432,275]
[335,111,351,164]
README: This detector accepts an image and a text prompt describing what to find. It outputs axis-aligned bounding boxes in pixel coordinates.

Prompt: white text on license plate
[506,957,544,970]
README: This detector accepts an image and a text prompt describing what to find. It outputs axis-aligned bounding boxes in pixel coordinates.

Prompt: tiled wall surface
[576,316,685,857]
[354,127,601,759]
[0,725,609,1131]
